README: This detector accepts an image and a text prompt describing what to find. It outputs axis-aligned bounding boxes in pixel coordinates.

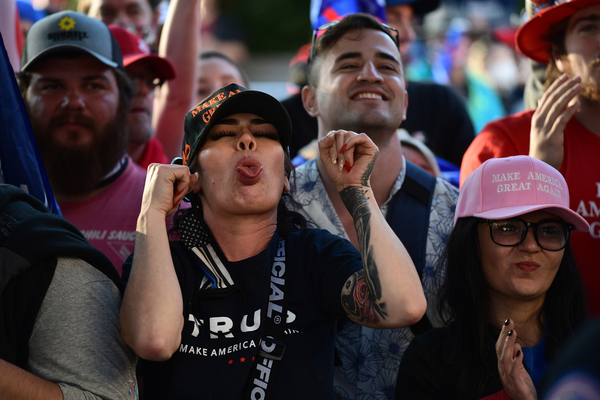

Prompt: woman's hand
[318,130,379,192]
[496,318,538,400]
[529,73,581,170]
[141,163,199,217]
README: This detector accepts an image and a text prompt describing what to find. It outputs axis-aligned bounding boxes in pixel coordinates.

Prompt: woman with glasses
[395,155,588,400]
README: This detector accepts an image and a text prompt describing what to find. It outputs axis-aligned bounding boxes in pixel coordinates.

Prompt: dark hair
[199,51,251,88]
[306,13,400,87]
[18,52,134,115]
[146,0,162,9]
[438,217,586,399]
[543,18,569,91]
[173,151,307,239]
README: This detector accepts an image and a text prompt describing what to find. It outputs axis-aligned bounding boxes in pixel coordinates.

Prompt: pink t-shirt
[60,159,147,275]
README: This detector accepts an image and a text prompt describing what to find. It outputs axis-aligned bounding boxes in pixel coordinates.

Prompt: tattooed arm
[318,130,427,329]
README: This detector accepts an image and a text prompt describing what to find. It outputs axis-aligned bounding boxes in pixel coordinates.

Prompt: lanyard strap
[245,238,289,400]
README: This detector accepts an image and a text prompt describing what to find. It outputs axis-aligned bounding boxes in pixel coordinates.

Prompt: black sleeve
[395,328,450,399]
[403,81,475,167]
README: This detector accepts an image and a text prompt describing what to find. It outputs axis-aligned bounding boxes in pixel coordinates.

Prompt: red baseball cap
[516,0,599,64]
[109,25,176,81]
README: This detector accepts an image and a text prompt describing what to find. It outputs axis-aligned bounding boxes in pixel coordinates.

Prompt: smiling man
[460,0,600,317]
[292,13,458,400]
[18,11,147,274]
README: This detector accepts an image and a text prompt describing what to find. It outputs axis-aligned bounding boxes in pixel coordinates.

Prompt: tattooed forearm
[360,156,377,187]
[339,186,387,321]
[339,186,370,222]
[341,271,386,324]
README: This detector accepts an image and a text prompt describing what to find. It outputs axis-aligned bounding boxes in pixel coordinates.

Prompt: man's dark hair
[199,51,251,88]
[543,18,569,91]
[146,0,161,9]
[437,217,586,399]
[306,13,400,87]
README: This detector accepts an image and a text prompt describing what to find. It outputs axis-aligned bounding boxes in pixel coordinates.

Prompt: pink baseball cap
[455,156,589,232]
[109,25,176,81]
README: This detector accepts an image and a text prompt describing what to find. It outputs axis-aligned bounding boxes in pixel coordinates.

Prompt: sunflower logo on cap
[58,16,76,31]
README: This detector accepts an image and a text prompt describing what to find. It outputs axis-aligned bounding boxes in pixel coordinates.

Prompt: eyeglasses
[129,74,164,90]
[308,20,400,62]
[484,218,573,251]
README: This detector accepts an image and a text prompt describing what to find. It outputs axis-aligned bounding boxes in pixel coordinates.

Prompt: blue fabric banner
[0,33,61,215]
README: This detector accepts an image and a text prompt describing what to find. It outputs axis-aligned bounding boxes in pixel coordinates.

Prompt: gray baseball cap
[21,11,124,71]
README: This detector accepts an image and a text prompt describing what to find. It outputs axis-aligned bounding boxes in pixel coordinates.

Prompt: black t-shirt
[401,81,475,167]
[395,322,503,400]
[139,228,362,400]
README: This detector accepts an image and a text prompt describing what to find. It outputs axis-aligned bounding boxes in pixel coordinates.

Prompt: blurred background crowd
[8,0,529,139]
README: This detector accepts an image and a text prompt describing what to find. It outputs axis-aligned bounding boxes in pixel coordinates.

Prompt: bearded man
[460,0,600,316]
[18,11,146,274]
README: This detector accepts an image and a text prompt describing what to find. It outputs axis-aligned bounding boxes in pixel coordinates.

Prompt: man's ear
[302,85,319,118]
[283,175,291,193]
[552,46,566,73]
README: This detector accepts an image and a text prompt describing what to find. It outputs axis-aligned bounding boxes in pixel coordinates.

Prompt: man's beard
[562,58,600,105]
[579,79,600,105]
[32,109,129,198]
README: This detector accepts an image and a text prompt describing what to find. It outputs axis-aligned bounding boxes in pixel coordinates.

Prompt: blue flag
[0,33,61,215]
[310,0,387,30]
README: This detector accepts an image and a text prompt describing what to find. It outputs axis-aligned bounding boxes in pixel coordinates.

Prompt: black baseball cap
[21,11,124,71]
[182,83,292,168]
[386,0,440,16]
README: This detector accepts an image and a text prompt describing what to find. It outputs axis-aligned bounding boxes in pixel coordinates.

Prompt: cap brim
[516,0,598,63]
[21,44,119,71]
[124,54,177,81]
[201,90,292,151]
[473,204,590,232]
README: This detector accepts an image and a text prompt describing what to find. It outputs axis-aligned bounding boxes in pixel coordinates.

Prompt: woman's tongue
[235,159,263,185]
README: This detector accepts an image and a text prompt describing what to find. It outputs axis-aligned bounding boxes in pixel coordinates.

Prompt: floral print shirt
[291,157,458,400]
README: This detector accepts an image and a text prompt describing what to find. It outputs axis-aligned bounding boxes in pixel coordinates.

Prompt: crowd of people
[0,0,599,399]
